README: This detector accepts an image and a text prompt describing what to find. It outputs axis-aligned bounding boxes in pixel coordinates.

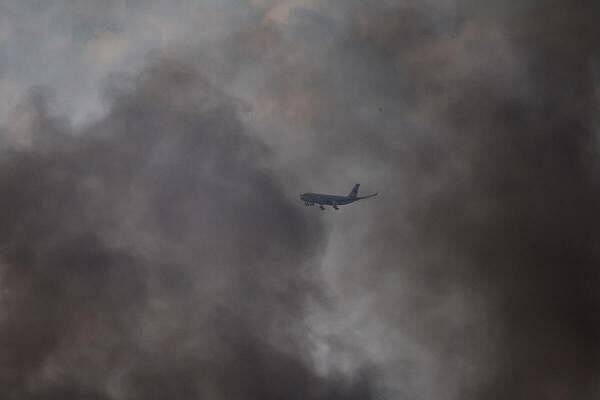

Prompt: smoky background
[0,1,599,399]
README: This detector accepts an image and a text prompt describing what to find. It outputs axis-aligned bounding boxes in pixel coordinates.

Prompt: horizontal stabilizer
[357,193,378,200]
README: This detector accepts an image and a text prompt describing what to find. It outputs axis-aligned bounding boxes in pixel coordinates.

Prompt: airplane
[300,184,378,210]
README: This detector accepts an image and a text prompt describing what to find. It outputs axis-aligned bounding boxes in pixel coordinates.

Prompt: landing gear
[333,204,339,210]
[319,205,325,210]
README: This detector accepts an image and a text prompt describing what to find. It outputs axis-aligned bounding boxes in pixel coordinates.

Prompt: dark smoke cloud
[431,2,600,398]
[0,61,373,399]
[213,0,600,398]
[2,0,600,399]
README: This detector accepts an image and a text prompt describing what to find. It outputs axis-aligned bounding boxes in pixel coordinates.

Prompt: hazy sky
[0,1,599,399]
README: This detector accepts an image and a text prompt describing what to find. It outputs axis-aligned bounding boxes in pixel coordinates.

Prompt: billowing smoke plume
[1,0,600,399]
[0,62,373,399]
[219,0,600,398]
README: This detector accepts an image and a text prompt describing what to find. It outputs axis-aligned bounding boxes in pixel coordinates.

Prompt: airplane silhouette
[300,184,377,210]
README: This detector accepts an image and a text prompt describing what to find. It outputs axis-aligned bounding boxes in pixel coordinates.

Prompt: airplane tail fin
[348,184,360,198]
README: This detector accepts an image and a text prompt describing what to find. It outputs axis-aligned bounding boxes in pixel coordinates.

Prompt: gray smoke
[0,62,373,399]
[216,1,600,398]
[1,0,600,399]
[302,1,600,399]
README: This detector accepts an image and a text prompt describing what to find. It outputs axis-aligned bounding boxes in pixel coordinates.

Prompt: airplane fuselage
[299,184,377,210]
[300,193,356,206]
